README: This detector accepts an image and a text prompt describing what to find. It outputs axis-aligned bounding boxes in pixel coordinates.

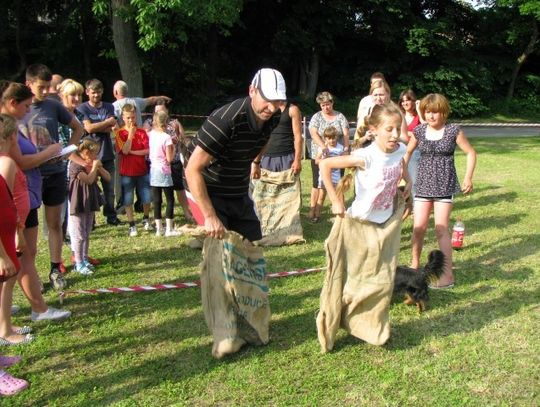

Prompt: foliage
[0,0,538,117]
[4,136,540,406]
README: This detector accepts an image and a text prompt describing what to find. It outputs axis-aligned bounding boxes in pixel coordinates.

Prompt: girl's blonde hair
[337,103,402,196]
[369,79,391,99]
[78,138,99,154]
[418,93,450,120]
[153,110,168,129]
[0,113,17,141]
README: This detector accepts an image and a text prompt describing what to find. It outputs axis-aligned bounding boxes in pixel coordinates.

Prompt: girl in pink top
[148,110,178,236]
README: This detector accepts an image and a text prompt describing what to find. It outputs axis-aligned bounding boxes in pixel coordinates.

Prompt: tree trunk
[111,0,143,96]
[506,18,538,100]
[12,1,27,80]
[298,48,319,100]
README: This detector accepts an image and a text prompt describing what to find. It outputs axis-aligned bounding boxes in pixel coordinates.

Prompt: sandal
[0,356,22,368]
[310,217,320,224]
[0,371,29,396]
[0,334,34,346]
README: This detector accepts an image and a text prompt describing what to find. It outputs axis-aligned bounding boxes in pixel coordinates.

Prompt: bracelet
[252,160,261,165]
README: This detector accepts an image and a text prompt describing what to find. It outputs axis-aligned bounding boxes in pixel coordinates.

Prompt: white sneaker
[129,225,138,237]
[164,229,182,237]
[74,263,93,275]
[142,219,153,231]
[31,307,72,322]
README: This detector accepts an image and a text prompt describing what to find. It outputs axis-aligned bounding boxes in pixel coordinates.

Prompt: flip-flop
[0,371,29,396]
[0,356,22,368]
[14,326,32,335]
[429,283,455,290]
[0,334,34,346]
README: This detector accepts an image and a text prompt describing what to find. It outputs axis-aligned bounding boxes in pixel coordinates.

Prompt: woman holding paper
[0,81,71,323]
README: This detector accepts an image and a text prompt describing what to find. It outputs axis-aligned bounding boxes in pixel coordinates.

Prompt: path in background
[458,125,539,138]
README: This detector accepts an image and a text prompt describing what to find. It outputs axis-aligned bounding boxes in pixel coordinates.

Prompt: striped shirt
[186,97,280,197]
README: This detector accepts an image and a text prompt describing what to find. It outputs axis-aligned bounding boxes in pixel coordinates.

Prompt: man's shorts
[209,194,262,242]
[42,171,67,207]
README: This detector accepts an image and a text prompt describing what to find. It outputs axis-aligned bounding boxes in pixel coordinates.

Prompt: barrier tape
[58,266,326,301]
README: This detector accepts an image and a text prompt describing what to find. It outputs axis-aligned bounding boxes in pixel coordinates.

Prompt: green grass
[5,137,540,406]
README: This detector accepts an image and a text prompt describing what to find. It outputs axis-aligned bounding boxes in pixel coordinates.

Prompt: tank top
[0,174,20,272]
[264,103,294,157]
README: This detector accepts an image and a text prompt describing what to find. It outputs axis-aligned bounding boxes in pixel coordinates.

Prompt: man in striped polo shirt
[185,68,286,242]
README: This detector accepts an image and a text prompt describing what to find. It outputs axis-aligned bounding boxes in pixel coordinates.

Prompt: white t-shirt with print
[348,142,406,223]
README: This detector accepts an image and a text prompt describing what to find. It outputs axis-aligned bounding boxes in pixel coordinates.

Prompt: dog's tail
[422,250,446,283]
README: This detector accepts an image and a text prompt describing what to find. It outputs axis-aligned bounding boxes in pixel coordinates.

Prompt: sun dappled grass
[5,137,539,406]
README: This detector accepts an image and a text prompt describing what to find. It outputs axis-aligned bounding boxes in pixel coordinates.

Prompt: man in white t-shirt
[112,80,172,126]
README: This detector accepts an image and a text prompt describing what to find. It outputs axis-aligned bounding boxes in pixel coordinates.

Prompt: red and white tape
[60,266,325,298]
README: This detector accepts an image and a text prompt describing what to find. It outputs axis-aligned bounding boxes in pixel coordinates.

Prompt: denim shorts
[121,174,152,206]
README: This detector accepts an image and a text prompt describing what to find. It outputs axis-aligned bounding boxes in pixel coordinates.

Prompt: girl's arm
[456,130,477,194]
[403,134,418,165]
[9,139,62,170]
[97,166,111,182]
[165,143,174,163]
[77,161,100,185]
[401,159,412,199]
[319,154,365,217]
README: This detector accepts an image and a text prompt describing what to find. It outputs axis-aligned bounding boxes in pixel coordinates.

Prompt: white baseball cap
[251,68,287,101]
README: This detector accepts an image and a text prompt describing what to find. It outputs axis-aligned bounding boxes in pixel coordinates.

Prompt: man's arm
[290,105,303,174]
[184,146,224,239]
[144,95,172,106]
[83,117,117,134]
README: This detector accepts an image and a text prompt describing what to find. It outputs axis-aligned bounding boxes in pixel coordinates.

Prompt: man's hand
[205,214,225,239]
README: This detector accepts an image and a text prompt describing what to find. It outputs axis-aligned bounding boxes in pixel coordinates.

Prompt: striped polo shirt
[186,97,280,197]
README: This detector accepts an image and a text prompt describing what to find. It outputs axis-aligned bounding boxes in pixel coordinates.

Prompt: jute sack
[200,231,270,358]
[252,168,305,247]
[316,196,405,352]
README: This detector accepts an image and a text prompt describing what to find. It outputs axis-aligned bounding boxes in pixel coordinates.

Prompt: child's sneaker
[164,229,182,237]
[74,263,93,276]
[128,225,138,237]
[83,259,95,271]
[142,218,153,231]
[49,268,66,291]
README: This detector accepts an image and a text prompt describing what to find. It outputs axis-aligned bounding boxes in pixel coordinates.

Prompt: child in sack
[68,139,110,275]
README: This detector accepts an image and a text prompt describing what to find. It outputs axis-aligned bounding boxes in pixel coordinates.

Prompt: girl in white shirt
[319,103,411,224]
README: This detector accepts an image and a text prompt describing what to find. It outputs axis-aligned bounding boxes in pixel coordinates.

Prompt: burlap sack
[200,231,271,358]
[252,168,305,247]
[316,197,405,352]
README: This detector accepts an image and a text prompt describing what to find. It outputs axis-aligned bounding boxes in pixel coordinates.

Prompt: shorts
[209,194,262,242]
[171,160,185,191]
[42,171,67,206]
[121,174,152,206]
[310,159,319,189]
[415,195,454,204]
[150,167,173,187]
[260,152,294,172]
[25,208,39,229]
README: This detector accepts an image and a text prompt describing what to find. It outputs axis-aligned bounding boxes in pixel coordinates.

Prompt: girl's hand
[92,159,102,170]
[251,163,261,180]
[402,182,412,200]
[462,178,473,194]
[44,143,63,158]
[331,201,346,217]
[0,256,17,281]
[15,228,26,254]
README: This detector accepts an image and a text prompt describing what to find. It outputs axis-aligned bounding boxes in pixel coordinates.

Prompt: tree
[92,0,243,97]
[497,0,540,99]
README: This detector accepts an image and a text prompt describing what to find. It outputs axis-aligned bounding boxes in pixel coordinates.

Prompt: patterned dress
[414,123,461,197]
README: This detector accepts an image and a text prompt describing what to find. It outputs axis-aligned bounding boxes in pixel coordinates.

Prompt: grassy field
[5,136,539,406]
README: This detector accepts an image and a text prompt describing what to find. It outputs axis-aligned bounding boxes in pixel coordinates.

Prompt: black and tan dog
[393,250,446,313]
